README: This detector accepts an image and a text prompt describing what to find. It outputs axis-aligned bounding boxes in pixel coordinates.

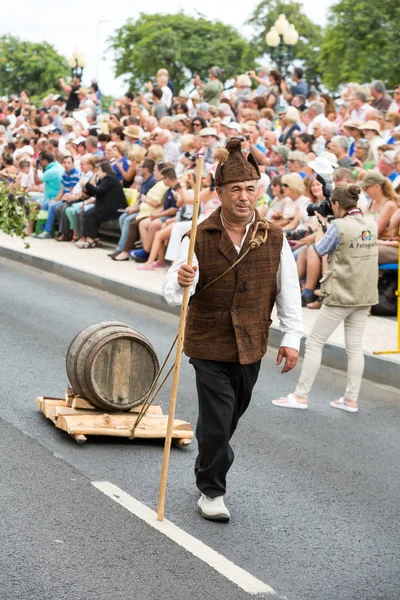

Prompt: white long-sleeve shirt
[162,219,304,351]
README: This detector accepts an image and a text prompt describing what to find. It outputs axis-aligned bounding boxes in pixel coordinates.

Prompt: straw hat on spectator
[63,117,76,127]
[343,119,363,131]
[288,150,308,165]
[281,173,305,193]
[123,125,141,139]
[199,127,218,138]
[361,120,382,134]
[78,88,88,97]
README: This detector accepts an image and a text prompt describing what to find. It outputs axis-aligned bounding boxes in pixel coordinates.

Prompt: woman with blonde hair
[147,144,164,163]
[360,171,399,238]
[279,106,300,144]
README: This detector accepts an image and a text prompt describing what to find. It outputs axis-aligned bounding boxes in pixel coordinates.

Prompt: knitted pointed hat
[214,137,260,187]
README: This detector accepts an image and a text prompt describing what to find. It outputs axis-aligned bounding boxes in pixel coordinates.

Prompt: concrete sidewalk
[0,232,398,388]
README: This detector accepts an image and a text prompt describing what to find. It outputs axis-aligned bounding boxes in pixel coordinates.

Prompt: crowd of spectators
[0,66,399,308]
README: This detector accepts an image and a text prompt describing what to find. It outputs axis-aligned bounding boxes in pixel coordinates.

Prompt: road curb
[2,246,399,389]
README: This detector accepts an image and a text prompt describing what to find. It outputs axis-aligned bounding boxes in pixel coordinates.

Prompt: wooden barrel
[66,321,159,412]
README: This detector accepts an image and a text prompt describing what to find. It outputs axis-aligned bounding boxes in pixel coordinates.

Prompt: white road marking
[92,481,276,596]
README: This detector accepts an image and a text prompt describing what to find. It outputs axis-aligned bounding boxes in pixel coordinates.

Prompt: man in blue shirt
[37,156,80,238]
[283,68,309,104]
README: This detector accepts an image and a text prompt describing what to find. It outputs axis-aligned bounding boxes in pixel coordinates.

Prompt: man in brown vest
[163,138,303,522]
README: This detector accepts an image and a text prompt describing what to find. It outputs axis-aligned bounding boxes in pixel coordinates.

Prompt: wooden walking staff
[157,155,204,521]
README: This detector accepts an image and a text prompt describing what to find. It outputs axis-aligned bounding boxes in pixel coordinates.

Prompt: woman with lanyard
[273,184,379,413]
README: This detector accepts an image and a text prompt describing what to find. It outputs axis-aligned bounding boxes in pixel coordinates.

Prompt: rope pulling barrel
[130,217,270,436]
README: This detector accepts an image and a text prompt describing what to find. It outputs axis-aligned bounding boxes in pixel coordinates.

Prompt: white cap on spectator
[308,156,334,176]
[223,121,242,133]
[320,151,339,169]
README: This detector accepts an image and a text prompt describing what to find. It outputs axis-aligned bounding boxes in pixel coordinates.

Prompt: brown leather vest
[184,208,283,365]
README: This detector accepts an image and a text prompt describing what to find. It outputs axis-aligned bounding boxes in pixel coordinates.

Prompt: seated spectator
[329,135,352,168]
[78,160,127,249]
[0,152,18,182]
[132,166,179,262]
[378,151,398,183]
[15,159,35,192]
[165,172,221,262]
[190,117,207,134]
[383,112,400,144]
[361,121,385,162]
[199,127,220,164]
[294,133,315,159]
[279,107,301,145]
[111,161,170,261]
[36,155,80,239]
[351,138,375,172]
[156,129,180,166]
[25,151,64,235]
[109,158,157,258]
[274,173,309,231]
[360,172,399,238]
[370,81,393,112]
[143,143,162,164]
[378,205,400,264]
[266,175,288,221]
[287,151,308,178]
[137,170,197,270]
[56,154,97,241]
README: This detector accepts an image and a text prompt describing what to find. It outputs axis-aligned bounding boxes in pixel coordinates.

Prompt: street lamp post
[68,47,86,79]
[265,14,299,74]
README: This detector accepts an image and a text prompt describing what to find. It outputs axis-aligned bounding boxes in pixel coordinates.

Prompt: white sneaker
[198,493,230,522]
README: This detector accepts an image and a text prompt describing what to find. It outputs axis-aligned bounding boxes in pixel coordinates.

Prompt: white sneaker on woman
[198,493,230,522]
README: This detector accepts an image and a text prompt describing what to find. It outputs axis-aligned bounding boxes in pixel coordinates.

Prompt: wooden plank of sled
[70,395,163,415]
[55,413,193,439]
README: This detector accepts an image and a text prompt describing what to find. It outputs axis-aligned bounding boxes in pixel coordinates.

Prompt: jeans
[117,212,137,251]
[295,304,370,403]
[44,200,63,233]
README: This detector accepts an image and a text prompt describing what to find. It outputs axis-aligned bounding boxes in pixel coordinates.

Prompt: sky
[1,0,333,96]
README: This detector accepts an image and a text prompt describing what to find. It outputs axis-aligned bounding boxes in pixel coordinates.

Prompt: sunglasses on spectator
[192,122,202,127]
[282,183,289,188]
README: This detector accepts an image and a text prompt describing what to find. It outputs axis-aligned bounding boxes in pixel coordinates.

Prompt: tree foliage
[0,35,69,97]
[109,12,258,91]
[0,184,29,246]
[246,0,323,86]
[320,0,400,90]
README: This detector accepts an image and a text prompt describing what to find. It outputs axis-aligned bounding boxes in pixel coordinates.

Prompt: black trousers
[189,358,261,498]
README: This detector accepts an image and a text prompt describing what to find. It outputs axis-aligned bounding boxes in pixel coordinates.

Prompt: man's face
[201,135,216,148]
[216,180,258,222]
[313,123,322,138]
[288,159,301,173]
[263,132,276,149]
[378,158,393,177]
[362,129,375,141]
[322,126,334,141]
[329,140,341,158]
[63,157,73,171]
[270,151,283,167]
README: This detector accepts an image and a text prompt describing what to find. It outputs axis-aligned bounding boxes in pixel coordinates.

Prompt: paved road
[1,257,399,600]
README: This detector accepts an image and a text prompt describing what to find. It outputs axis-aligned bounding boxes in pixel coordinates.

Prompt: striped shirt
[62,167,80,193]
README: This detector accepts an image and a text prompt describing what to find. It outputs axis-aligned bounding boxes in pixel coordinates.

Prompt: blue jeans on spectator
[117,211,137,251]
[44,200,63,234]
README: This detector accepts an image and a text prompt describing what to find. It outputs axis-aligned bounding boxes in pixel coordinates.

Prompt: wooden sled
[36,395,193,446]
